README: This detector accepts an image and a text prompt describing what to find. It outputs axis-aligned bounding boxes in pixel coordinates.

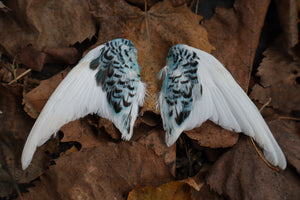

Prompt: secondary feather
[21,39,146,170]
[158,44,286,169]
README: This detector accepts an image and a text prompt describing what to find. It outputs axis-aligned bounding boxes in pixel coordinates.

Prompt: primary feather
[21,39,146,169]
[158,44,286,169]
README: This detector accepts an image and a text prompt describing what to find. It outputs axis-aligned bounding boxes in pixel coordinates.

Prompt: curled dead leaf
[206,121,300,200]
[128,181,193,200]
[128,170,221,200]
[0,84,58,191]
[21,142,173,200]
[250,47,300,113]
[1,0,96,56]
[269,119,300,174]
[60,119,104,149]
[17,45,81,72]
[203,0,271,90]
[274,0,299,57]
[134,127,176,176]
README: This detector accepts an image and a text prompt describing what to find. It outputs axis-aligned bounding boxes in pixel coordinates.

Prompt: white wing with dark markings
[158,44,286,169]
[21,39,146,169]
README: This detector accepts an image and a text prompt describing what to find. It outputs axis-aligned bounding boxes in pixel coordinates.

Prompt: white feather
[160,45,286,169]
[21,43,146,169]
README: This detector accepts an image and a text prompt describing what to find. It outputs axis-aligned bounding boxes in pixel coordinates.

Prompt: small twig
[249,137,280,171]
[279,116,300,121]
[11,56,17,80]
[249,97,279,171]
[259,97,272,112]
[8,69,32,85]
[195,0,200,15]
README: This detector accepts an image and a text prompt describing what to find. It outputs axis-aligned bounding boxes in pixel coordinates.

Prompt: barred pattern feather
[21,39,146,170]
[158,44,286,169]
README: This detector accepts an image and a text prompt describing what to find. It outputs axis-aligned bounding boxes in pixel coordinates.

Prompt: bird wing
[22,39,145,169]
[160,45,286,169]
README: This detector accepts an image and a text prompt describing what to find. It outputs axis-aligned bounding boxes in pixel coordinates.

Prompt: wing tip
[21,159,30,170]
[264,148,287,170]
[165,129,182,147]
[121,132,133,141]
[21,140,38,170]
[21,150,34,170]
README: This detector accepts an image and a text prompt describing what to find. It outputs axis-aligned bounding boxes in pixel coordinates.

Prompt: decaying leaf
[98,117,121,140]
[17,45,81,71]
[269,119,300,174]
[0,0,96,56]
[250,47,300,113]
[128,169,221,200]
[274,0,299,57]
[128,181,193,200]
[89,0,214,112]
[60,118,104,149]
[23,68,70,118]
[0,84,58,197]
[206,119,300,200]
[0,59,14,83]
[203,0,271,90]
[21,142,173,200]
[185,121,239,148]
[134,127,176,176]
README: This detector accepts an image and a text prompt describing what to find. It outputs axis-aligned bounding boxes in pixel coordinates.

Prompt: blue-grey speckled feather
[158,44,286,169]
[21,39,146,170]
[89,39,142,134]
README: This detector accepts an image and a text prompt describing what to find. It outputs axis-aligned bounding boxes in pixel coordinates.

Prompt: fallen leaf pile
[0,0,299,199]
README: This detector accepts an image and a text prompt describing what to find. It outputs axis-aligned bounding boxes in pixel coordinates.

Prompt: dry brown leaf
[134,127,176,176]
[203,0,271,90]
[16,45,47,72]
[23,68,70,118]
[128,182,223,200]
[181,167,207,191]
[128,171,221,200]
[185,121,239,148]
[128,181,193,200]
[139,111,161,127]
[191,184,224,200]
[21,142,173,200]
[274,0,299,57]
[89,0,214,112]
[0,84,58,197]
[60,119,104,149]
[250,47,300,113]
[0,0,96,56]
[60,116,176,176]
[0,61,13,82]
[43,47,81,65]
[269,119,300,174]
[17,45,81,71]
[98,117,121,140]
[206,119,300,200]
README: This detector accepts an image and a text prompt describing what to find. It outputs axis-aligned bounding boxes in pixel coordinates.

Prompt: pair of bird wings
[21,39,286,170]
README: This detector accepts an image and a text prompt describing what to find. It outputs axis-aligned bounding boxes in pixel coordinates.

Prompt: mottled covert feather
[21,39,146,170]
[158,44,286,169]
